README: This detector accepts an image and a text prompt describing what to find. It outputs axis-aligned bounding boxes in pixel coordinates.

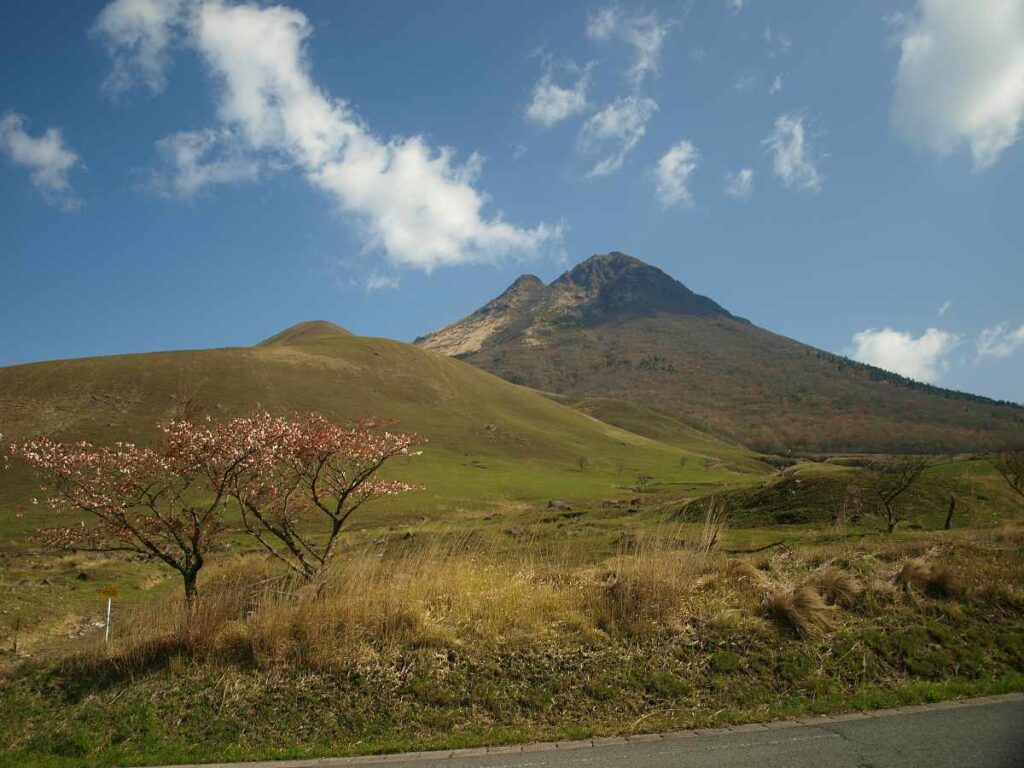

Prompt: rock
[76,571,90,581]
[506,525,526,539]
[547,500,572,511]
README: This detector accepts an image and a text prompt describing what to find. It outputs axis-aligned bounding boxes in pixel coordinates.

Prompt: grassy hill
[417,253,1023,454]
[0,322,765,538]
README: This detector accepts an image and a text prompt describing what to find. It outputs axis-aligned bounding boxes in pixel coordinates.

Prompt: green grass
[671,458,1022,529]
[0,327,768,542]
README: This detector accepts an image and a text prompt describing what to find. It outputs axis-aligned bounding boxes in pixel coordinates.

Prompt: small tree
[576,456,589,473]
[229,414,424,580]
[866,456,930,533]
[632,473,654,493]
[991,448,1024,503]
[5,416,273,621]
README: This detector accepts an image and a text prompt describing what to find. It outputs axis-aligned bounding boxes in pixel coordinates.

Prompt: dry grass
[895,559,962,599]
[75,525,1024,673]
[805,567,862,607]
[103,536,595,670]
[765,585,834,638]
[592,551,704,634]
[697,497,729,554]
[89,528,736,669]
[727,559,770,588]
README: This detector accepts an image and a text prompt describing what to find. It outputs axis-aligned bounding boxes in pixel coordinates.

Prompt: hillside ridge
[258,320,352,347]
[414,252,1022,453]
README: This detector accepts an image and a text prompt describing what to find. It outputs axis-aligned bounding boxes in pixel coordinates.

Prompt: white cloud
[725,168,754,199]
[653,140,698,208]
[0,112,83,209]
[586,6,671,88]
[525,63,591,128]
[579,95,658,177]
[734,74,755,92]
[152,127,260,198]
[92,0,186,96]
[939,299,952,316]
[763,114,824,191]
[769,74,784,95]
[96,0,559,272]
[764,24,792,57]
[892,0,1024,170]
[364,273,401,293]
[977,323,1024,358]
[586,7,619,41]
[727,0,745,16]
[849,327,956,383]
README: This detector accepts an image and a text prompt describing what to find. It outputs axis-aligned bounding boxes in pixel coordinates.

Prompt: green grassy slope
[547,394,761,469]
[670,458,1022,529]
[0,325,766,536]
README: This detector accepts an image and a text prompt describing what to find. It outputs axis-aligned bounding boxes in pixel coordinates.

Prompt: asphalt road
[162,693,1024,768]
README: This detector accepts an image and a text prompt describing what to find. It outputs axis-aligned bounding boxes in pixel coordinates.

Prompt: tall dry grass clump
[697,497,729,555]
[804,567,862,607]
[91,556,282,667]
[226,535,595,668]
[100,535,599,671]
[766,585,833,638]
[895,559,961,599]
[590,523,722,634]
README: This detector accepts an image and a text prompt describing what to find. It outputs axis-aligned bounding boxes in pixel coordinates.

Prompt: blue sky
[1,0,1023,403]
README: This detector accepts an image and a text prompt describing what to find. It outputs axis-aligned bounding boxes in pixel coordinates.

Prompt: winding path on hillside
[156,692,1024,768]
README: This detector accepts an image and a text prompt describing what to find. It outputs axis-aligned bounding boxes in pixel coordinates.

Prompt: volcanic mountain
[416,253,1023,453]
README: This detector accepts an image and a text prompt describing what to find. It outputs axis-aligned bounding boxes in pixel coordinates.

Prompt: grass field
[1,324,1022,767]
[0,324,766,540]
[2,520,1023,767]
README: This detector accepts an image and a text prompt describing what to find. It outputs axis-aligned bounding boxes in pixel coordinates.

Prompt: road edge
[146,691,1024,768]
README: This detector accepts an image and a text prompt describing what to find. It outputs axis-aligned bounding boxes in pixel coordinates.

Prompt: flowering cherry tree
[6,413,424,612]
[228,414,424,580]
[6,416,282,619]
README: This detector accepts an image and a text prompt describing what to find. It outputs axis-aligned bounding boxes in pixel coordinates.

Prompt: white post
[104,597,112,644]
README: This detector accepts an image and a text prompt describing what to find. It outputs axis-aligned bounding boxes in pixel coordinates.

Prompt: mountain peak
[551,252,735,323]
[501,273,547,298]
[416,251,740,358]
[258,320,352,347]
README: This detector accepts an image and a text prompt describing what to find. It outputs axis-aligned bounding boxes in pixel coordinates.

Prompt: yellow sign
[100,586,120,598]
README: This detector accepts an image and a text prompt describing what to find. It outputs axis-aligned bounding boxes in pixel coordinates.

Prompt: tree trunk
[182,571,199,632]
[944,495,955,530]
[885,502,897,534]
